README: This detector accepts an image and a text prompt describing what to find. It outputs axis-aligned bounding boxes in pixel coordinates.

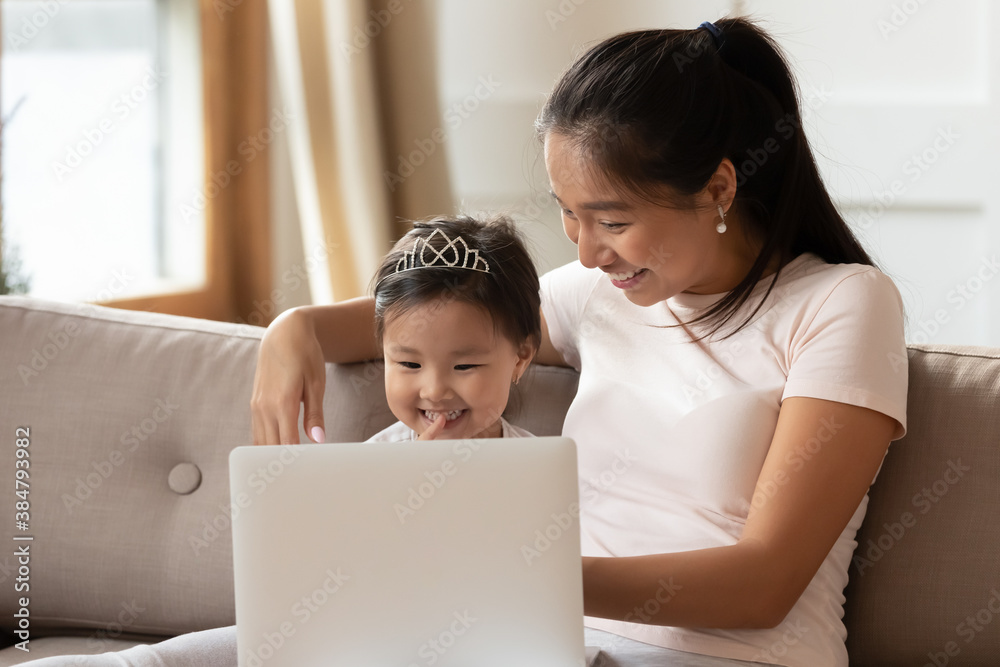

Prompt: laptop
[229,436,592,667]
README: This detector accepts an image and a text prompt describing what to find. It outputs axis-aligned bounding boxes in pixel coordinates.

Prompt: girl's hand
[417,413,448,440]
[251,308,327,446]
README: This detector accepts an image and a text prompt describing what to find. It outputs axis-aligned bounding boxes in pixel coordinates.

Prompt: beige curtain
[366,0,456,231]
[269,0,392,303]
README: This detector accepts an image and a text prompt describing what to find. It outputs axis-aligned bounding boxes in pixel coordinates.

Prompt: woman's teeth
[610,268,645,281]
[423,409,464,422]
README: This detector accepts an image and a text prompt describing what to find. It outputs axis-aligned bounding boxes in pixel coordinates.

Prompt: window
[2,0,204,301]
[2,0,270,322]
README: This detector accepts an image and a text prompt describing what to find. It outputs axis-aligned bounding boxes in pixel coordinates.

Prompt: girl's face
[382,297,534,440]
[544,133,758,307]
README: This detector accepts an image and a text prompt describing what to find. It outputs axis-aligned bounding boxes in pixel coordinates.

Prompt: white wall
[744,0,999,346]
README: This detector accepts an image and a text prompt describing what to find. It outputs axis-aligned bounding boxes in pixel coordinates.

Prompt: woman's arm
[582,396,897,629]
[250,298,380,446]
[304,298,382,364]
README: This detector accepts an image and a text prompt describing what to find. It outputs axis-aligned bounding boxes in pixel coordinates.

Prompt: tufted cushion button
[168,462,202,495]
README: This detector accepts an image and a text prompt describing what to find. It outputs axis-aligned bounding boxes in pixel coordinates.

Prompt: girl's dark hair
[536,17,875,337]
[371,214,541,350]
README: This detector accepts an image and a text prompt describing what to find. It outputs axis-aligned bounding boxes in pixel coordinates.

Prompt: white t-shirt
[366,417,534,441]
[540,253,908,667]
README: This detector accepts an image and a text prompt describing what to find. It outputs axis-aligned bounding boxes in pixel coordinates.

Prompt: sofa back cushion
[1,297,269,638]
[843,345,1000,666]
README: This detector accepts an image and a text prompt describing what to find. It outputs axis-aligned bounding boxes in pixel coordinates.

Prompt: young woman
[251,18,906,667]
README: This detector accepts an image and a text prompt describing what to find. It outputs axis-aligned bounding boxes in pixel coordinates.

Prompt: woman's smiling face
[544,132,758,306]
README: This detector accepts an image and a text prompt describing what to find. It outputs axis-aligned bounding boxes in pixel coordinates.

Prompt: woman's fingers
[251,410,265,447]
[302,373,327,443]
[251,365,302,446]
[251,388,301,446]
[251,308,325,446]
[276,397,304,446]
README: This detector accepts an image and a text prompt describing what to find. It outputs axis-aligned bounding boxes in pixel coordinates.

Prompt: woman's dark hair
[536,17,876,338]
[371,214,541,351]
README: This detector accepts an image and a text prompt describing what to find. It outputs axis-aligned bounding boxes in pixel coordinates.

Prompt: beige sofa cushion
[1,298,270,638]
[844,345,1000,666]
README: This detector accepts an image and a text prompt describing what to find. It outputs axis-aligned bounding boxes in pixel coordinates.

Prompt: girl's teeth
[424,409,463,422]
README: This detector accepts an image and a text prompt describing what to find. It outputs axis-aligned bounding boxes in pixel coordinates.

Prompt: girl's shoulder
[365,421,418,442]
[501,418,536,438]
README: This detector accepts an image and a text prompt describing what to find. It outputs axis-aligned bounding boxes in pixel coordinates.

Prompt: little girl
[366,213,540,442]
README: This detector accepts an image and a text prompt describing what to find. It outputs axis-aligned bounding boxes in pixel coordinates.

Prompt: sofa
[1,295,998,666]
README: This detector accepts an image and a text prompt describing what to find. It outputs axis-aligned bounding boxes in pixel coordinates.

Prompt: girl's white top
[541,252,908,667]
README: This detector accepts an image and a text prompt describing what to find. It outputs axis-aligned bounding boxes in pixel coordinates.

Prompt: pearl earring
[715,205,727,234]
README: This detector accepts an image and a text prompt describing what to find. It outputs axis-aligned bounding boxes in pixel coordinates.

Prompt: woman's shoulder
[781,251,881,280]
[763,253,906,354]
[774,252,901,307]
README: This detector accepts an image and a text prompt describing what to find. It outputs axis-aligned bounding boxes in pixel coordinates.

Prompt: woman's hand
[250,297,381,445]
[251,308,327,446]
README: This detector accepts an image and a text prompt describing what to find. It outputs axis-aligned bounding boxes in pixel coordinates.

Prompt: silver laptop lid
[230,437,585,667]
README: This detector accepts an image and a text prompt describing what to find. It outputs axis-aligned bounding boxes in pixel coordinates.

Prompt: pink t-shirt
[540,253,908,667]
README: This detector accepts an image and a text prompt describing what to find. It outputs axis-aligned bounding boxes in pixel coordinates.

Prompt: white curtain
[269,0,391,303]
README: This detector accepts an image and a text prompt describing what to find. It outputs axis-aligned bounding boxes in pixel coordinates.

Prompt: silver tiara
[390,229,491,279]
